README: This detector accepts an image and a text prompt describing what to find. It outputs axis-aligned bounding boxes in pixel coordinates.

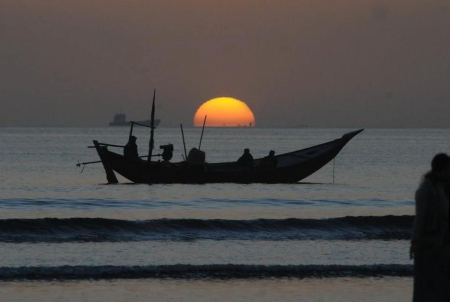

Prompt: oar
[77,160,103,167]
[76,154,161,172]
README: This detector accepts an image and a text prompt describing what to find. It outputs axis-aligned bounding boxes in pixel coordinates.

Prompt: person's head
[431,153,450,173]
[244,148,250,154]
[130,136,137,142]
[269,150,275,157]
[425,153,450,181]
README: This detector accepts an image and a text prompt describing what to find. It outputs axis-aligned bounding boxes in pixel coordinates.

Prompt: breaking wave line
[0,264,413,281]
[0,216,413,243]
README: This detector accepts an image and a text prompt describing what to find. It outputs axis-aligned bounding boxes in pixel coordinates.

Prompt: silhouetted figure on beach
[124,136,139,159]
[237,148,254,169]
[411,153,450,301]
[257,150,278,170]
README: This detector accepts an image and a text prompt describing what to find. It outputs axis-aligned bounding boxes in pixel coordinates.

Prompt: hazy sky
[1,0,449,127]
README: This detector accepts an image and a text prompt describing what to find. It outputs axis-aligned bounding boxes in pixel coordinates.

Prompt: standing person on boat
[410,153,450,301]
[237,148,254,169]
[124,136,139,159]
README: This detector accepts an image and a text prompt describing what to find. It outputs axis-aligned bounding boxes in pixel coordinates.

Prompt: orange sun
[193,97,256,127]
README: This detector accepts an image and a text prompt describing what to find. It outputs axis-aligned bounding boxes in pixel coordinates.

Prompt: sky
[1,0,449,127]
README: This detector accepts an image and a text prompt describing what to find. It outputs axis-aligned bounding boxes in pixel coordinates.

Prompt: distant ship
[109,113,160,127]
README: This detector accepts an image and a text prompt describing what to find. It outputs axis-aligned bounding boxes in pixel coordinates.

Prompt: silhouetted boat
[90,129,363,184]
[109,113,160,127]
[83,91,363,184]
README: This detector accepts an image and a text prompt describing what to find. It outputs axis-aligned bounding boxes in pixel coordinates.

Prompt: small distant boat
[109,113,160,127]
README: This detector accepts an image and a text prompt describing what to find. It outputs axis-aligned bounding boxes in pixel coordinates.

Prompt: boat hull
[93,129,363,184]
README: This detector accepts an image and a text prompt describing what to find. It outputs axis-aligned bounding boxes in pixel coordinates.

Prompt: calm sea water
[1,127,449,301]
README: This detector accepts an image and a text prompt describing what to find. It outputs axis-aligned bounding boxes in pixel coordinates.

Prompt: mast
[128,122,135,140]
[148,89,156,162]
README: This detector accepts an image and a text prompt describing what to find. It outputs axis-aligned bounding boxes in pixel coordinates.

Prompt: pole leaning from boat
[148,89,156,163]
[180,123,188,160]
[198,115,207,150]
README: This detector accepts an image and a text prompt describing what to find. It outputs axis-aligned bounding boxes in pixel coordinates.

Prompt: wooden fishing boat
[91,128,363,184]
[81,91,363,184]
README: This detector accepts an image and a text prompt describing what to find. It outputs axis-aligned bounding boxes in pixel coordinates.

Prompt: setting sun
[193,97,256,127]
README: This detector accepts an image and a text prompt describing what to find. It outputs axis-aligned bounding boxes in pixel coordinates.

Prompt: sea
[1,126,449,301]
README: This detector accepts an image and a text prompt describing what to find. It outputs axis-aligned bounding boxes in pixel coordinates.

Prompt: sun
[193,97,256,127]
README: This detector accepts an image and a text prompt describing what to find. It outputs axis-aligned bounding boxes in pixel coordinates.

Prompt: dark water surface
[1,127,449,301]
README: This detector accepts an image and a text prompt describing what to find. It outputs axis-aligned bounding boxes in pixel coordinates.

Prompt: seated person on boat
[257,150,277,170]
[160,144,174,162]
[237,148,254,169]
[187,148,206,169]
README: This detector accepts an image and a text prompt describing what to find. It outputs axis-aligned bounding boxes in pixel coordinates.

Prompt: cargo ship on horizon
[109,113,160,127]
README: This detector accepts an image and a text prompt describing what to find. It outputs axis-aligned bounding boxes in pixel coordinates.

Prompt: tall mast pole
[148,89,156,162]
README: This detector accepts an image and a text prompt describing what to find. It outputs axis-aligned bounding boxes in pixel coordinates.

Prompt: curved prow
[341,129,364,141]
[93,140,119,184]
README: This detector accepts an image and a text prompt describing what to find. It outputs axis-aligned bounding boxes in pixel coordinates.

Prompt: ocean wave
[0,216,413,243]
[0,264,413,280]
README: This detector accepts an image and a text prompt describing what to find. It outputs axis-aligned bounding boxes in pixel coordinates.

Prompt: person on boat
[257,150,278,170]
[237,148,254,169]
[187,147,206,170]
[124,135,139,159]
[410,153,450,301]
[160,144,174,162]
